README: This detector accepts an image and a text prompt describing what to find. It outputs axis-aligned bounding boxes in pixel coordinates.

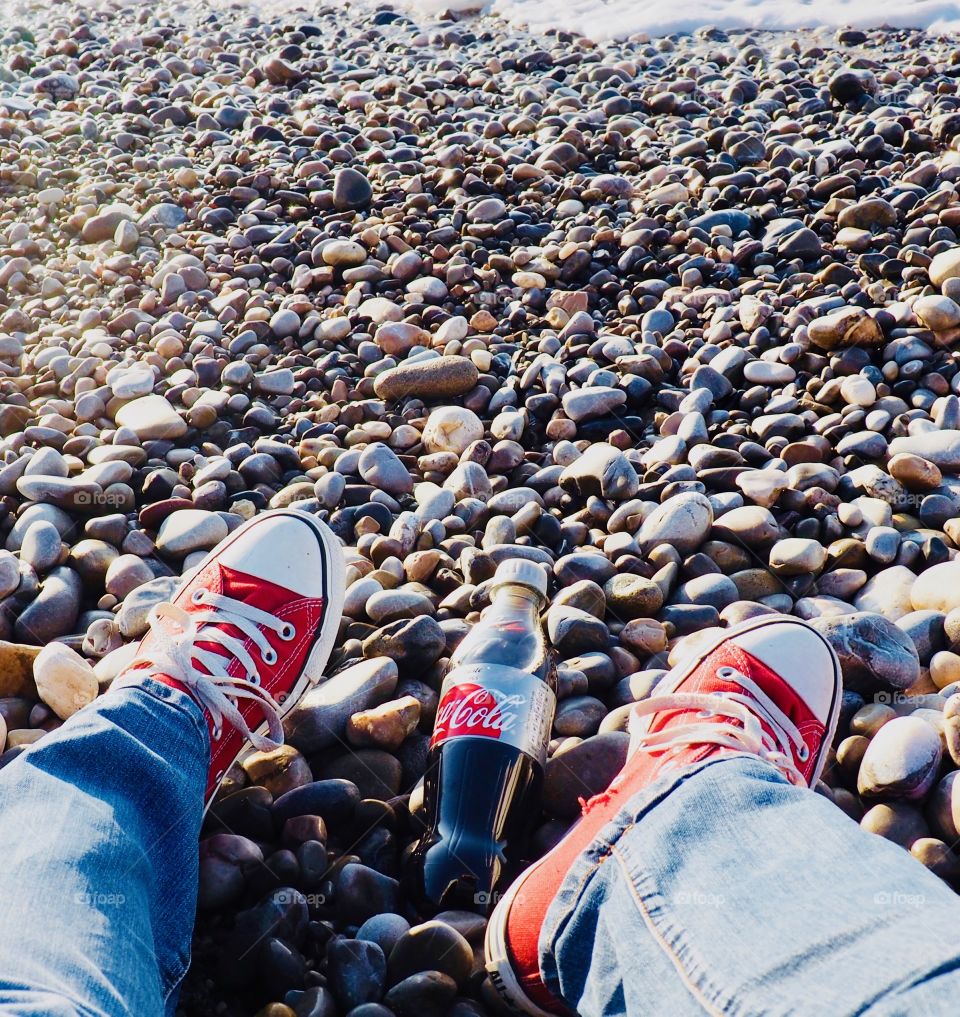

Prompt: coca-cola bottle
[406,559,556,915]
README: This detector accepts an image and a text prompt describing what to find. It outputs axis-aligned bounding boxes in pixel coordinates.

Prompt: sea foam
[400,0,960,38]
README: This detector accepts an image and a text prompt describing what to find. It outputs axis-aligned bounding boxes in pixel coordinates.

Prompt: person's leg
[0,509,344,1017]
[543,755,960,1017]
[0,678,207,1017]
[486,616,960,1017]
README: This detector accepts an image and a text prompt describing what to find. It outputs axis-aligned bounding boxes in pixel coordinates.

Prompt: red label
[431,663,556,765]
[434,682,521,742]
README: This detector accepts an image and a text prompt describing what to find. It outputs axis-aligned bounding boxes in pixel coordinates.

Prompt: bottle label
[431,663,556,766]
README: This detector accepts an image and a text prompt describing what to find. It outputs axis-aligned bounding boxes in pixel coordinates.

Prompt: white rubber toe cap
[214,511,337,599]
[733,619,840,727]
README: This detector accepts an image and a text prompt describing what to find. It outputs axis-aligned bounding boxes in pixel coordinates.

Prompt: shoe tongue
[217,564,299,613]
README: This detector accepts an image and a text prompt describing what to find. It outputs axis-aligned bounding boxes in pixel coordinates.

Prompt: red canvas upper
[132,561,325,802]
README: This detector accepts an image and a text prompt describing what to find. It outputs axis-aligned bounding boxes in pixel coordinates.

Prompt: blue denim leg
[540,756,960,1017]
[0,678,208,1017]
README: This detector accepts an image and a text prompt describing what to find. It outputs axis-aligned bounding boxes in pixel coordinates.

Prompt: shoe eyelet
[262,647,278,665]
[191,590,205,605]
[798,744,810,762]
[716,667,739,680]
[212,725,222,741]
[279,623,296,641]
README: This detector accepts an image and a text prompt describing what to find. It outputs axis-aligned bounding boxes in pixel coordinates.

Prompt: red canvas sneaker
[485,615,842,1017]
[117,509,345,809]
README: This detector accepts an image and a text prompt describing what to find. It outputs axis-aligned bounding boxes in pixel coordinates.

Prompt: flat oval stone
[811,612,920,693]
[543,732,630,819]
[283,657,399,754]
[374,357,479,402]
[114,394,187,440]
[156,510,228,557]
[638,492,713,555]
[15,566,82,643]
[858,716,942,801]
[387,921,473,986]
[33,641,97,719]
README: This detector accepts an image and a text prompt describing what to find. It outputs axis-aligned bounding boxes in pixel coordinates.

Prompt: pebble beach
[3,2,960,1015]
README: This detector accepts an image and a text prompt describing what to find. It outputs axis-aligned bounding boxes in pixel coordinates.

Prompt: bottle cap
[491,559,548,598]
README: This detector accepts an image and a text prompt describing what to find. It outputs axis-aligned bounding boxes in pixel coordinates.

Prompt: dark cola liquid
[406,586,556,916]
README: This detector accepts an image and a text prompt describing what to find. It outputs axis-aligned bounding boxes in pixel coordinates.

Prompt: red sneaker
[118,509,345,809]
[485,615,842,1017]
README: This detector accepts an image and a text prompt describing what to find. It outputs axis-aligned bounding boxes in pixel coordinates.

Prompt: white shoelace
[629,666,810,786]
[132,590,296,751]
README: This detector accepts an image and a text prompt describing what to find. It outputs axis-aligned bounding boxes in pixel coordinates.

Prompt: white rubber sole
[485,860,560,1017]
[196,508,346,814]
[484,615,844,1015]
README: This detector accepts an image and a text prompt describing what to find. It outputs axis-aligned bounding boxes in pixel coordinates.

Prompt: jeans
[1,688,959,1017]
[542,756,960,1016]
[0,678,207,1017]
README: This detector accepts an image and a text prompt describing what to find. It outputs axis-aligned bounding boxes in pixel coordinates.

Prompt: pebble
[242,745,313,798]
[327,938,386,1011]
[114,395,187,441]
[198,834,263,910]
[543,732,630,818]
[0,552,20,599]
[889,432,960,471]
[559,443,639,501]
[911,561,960,614]
[336,864,400,927]
[333,169,373,212]
[374,358,479,402]
[561,387,627,423]
[15,567,82,644]
[387,921,473,985]
[637,493,713,555]
[421,408,484,455]
[768,538,827,576]
[811,613,920,693]
[116,577,179,639]
[858,717,943,801]
[356,914,411,957]
[32,643,98,720]
[853,567,917,621]
[104,555,155,600]
[156,510,229,558]
[358,445,413,497]
[284,658,398,754]
[346,696,420,751]
[20,521,62,574]
[383,972,457,1017]
[603,575,664,619]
